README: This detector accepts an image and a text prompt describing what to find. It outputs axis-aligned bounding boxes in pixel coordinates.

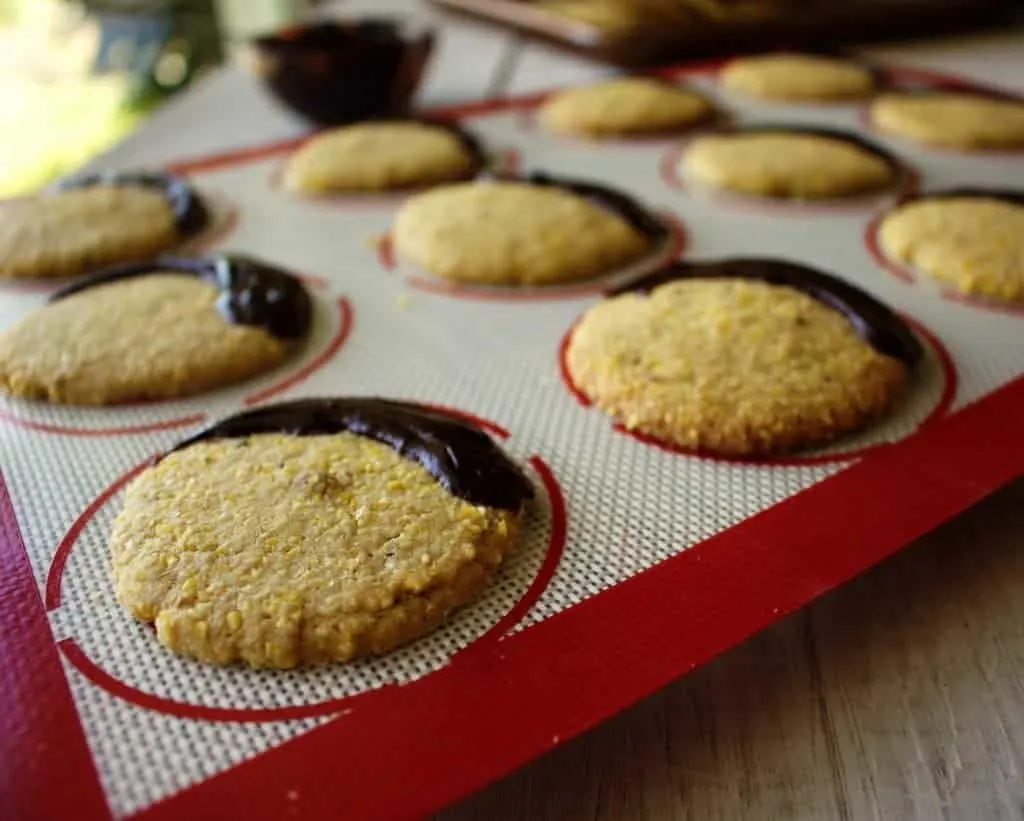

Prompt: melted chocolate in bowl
[251,19,434,125]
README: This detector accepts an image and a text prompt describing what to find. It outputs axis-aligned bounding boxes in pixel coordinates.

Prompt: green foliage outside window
[0,0,221,195]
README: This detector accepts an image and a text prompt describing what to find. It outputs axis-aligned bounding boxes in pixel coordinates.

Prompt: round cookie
[392,176,658,286]
[0,172,207,279]
[539,77,713,138]
[879,193,1024,302]
[109,399,534,669]
[566,260,917,457]
[683,130,896,199]
[282,121,481,194]
[721,53,876,102]
[0,187,177,280]
[870,93,1024,150]
[0,255,312,405]
[533,1,646,30]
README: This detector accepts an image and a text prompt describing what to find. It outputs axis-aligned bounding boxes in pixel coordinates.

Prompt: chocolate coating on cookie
[905,188,1024,207]
[616,259,922,367]
[415,117,489,179]
[58,171,209,236]
[50,254,312,340]
[490,171,668,241]
[170,398,535,510]
[885,86,1024,105]
[723,124,904,173]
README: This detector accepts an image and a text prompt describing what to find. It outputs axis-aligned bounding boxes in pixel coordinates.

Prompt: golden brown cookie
[0,187,177,279]
[721,53,876,102]
[879,193,1024,302]
[392,176,658,286]
[683,130,896,199]
[282,121,480,193]
[0,172,207,279]
[534,0,670,31]
[109,399,533,668]
[0,255,312,405]
[539,77,713,137]
[566,260,915,456]
[870,93,1024,150]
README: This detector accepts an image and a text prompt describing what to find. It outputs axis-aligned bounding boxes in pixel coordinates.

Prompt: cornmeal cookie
[539,77,713,138]
[683,128,898,199]
[535,0,771,32]
[0,254,311,405]
[392,174,663,286]
[721,53,876,102]
[879,191,1024,302]
[0,172,209,279]
[282,121,483,194]
[870,93,1024,150]
[566,259,920,457]
[109,399,534,668]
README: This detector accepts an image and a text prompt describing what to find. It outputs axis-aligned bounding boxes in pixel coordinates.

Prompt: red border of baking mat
[2,61,1022,821]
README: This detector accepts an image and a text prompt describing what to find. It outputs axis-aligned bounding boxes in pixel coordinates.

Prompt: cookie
[566,259,919,457]
[392,174,661,286]
[0,172,208,279]
[109,399,534,668]
[721,54,876,102]
[870,93,1024,150]
[0,254,312,405]
[282,121,482,194]
[535,0,641,29]
[683,129,896,199]
[879,192,1024,302]
[536,0,721,31]
[539,77,712,137]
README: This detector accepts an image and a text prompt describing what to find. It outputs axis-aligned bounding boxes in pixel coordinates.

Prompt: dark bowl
[248,18,435,126]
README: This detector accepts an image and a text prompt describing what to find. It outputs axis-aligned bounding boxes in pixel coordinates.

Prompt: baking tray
[430,0,1016,67]
[2,56,1023,821]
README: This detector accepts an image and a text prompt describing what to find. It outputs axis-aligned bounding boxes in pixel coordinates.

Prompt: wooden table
[93,5,1024,817]
[442,479,1024,821]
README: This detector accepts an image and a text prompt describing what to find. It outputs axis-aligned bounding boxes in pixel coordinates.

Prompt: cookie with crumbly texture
[535,0,703,31]
[539,77,712,137]
[0,269,305,405]
[721,54,876,102]
[109,402,532,669]
[683,131,896,199]
[0,186,180,279]
[566,274,910,456]
[283,121,479,194]
[392,180,654,286]
[879,195,1024,302]
[870,93,1024,150]
[534,0,645,30]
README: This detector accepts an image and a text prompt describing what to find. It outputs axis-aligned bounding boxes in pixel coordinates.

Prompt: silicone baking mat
[2,57,1023,821]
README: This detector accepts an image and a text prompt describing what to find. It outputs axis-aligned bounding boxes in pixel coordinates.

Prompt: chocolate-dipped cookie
[0,171,209,279]
[879,189,1024,302]
[566,258,919,456]
[110,398,534,668]
[392,172,666,286]
[0,253,312,405]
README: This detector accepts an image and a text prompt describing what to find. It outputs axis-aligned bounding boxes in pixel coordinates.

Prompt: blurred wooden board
[429,0,1016,66]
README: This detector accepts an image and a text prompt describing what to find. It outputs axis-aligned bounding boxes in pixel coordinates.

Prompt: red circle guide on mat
[2,59,1023,821]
